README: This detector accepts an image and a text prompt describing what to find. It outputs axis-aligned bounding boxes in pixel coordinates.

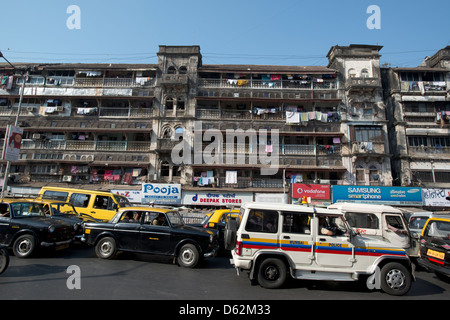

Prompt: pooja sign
[141,183,181,205]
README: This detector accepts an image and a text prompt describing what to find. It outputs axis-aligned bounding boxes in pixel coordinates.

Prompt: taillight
[235,241,242,256]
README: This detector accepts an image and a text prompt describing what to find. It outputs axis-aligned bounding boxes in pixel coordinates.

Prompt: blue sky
[1,0,449,67]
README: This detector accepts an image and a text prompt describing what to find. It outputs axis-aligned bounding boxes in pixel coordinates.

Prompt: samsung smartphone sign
[142,183,181,205]
[332,186,422,206]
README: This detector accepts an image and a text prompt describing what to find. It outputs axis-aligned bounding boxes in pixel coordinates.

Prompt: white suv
[227,202,415,296]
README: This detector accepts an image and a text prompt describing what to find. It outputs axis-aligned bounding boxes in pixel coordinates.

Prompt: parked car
[417,216,450,280]
[0,199,77,257]
[228,202,415,295]
[82,207,219,268]
[409,211,450,239]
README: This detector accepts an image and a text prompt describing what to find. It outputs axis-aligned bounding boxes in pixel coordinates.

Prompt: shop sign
[292,184,330,200]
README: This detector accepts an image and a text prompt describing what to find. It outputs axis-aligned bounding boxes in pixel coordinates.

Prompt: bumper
[203,245,219,258]
[230,250,252,270]
[418,258,450,277]
[40,238,72,248]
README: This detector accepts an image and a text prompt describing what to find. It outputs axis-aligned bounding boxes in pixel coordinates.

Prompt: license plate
[56,244,69,251]
[427,249,445,260]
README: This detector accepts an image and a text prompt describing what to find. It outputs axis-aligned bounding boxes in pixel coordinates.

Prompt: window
[408,136,428,147]
[282,212,311,234]
[93,195,114,210]
[43,190,68,201]
[245,209,278,233]
[385,215,405,230]
[69,193,91,207]
[345,212,379,229]
[354,126,383,142]
[424,220,450,239]
[361,69,370,78]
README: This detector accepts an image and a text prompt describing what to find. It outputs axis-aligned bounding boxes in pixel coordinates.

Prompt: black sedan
[81,207,218,268]
[0,199,77,258]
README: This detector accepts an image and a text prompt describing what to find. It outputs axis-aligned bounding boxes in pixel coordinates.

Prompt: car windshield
[11,202,46,217]
[409,216,429,230]
[426,220,450,241]
[50,203,78,216]
[166,211,184,227]
[114,195,132,207]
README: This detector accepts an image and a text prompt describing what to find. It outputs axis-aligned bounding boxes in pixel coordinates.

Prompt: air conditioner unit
[32,133,41,139]
[62,175,72,182]
[26,107,35,112]
[56,106,64,112]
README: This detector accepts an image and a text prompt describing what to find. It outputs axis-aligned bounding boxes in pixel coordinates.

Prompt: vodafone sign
[292,183,330,200]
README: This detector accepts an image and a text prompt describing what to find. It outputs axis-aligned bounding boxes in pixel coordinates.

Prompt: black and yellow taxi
[199,209,239,250]
[418,216,450,280]
[0,198,76,257]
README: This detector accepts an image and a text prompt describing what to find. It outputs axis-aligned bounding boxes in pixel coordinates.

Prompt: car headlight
[48,225,55,233]
[73,223,79,231]
[210,234,214,243]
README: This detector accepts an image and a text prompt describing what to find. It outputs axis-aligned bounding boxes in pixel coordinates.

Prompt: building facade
[0,44,448,202]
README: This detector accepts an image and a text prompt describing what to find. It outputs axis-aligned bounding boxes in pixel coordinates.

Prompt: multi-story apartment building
[383,46,450,188]
[0,44,447,204]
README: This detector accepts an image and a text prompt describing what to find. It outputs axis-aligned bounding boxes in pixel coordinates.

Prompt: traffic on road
[0,187,450,302]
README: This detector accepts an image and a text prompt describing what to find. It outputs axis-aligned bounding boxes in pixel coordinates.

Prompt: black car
[81,208,218,268]
[0,200,77,258]
[418,217,450,280]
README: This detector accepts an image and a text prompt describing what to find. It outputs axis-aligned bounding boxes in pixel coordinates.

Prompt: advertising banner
[422,188,450,207]
[332,186,423,206]
[292,183,330,200]
[182,191,253,206]
[141,183,181,205]
[2,125,23,161]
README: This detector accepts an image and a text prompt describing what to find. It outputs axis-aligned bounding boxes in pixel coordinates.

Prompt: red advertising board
[292,183,330,200]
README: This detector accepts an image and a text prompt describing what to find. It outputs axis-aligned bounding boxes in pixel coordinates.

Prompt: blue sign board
[331,186,422,206]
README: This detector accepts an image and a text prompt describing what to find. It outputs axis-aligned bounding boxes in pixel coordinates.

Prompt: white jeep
[227,202,415,296]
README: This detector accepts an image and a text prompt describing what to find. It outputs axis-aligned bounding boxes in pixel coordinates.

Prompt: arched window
[179,66,187,74]
[348,69,356,78]
[167,66,176,74]
[361,69,370,78]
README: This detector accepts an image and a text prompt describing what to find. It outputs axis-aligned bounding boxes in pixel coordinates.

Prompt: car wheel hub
[264,266,279,281]
[100,242,112,255]
[385,269,406,290]
[181,248,194,263]
[17,239,32,254]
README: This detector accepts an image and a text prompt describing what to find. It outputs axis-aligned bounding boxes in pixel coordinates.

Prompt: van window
[245,209,278,233]
[94,195,115,210]
[43,190,68,201]
[345,212,379,229]
[386,215,405,230]
[69,193,91,207]
[282,212,311,234]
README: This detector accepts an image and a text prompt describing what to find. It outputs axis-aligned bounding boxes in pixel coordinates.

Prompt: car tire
[13,234,36,258]
[177,243,199,268]
[257,258,287,289]
[0,247,9,275]
[224,218,237,250]
[380,262,412,296]
[95,237,117,259]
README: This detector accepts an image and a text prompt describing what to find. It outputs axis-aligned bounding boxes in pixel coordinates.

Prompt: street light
[0,52,27,197]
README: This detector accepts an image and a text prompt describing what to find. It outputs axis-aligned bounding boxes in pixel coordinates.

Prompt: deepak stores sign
[142,183,181,205]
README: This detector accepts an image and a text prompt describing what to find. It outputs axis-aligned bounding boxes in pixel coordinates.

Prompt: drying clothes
[286,111,300,124]
[225,170,237,184]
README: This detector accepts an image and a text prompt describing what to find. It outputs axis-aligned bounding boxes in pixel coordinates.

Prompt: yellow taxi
[199,209,239,251]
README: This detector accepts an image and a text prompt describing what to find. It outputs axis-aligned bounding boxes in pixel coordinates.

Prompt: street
[0,244,449,303]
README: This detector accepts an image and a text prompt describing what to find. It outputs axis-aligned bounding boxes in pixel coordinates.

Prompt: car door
[420,219,450,268]
[114,210,141,250]
[383,213,410,249]
[139,211,171,254]
[91,195,117,221]
[279,211,314,267]
[314,214,355,268]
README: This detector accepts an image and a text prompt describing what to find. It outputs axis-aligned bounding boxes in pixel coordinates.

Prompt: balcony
[345,77,381,93]
[198,78,337,91]
[21,140,151,152]
[73,77,155,88]
[400,81,447,94]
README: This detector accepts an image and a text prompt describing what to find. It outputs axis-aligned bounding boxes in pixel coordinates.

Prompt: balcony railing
[21,140,151,152]
[73,77,155,87]
[198,78,337,90]
[400,81,447,93]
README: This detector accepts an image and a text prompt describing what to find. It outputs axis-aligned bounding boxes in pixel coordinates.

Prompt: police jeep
[226,202,415,296]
